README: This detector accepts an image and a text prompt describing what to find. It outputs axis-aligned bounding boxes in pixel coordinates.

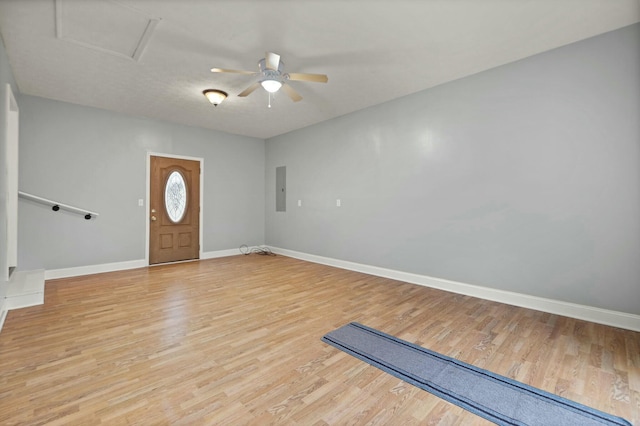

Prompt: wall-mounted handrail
[18,191,99,220]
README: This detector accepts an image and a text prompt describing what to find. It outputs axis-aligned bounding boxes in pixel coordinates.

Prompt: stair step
[5,269,45,309]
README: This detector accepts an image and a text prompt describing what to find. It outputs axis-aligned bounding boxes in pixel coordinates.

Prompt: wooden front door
[149,155,200,264]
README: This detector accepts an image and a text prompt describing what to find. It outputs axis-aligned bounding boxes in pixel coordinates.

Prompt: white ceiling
[0,0,638,139]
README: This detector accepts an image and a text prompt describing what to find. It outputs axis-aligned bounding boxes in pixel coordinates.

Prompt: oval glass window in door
[164,170,187,223]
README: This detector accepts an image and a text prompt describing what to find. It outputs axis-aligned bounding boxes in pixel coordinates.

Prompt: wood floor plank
[0,254,638,425]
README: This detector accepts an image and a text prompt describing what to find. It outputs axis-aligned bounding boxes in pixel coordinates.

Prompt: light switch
[336,199,341,207]
[138,199,144,207]
[298,200,302,207]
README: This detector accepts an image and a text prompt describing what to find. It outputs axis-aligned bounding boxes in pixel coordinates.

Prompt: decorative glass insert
[164,171,187,223]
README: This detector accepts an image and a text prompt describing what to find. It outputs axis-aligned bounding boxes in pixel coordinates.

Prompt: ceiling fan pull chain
[268,92,272,108]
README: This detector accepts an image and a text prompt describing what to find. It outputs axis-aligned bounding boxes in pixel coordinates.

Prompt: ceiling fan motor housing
[261,69,283,83]
[259,57,284,73]
[258,58,285,84]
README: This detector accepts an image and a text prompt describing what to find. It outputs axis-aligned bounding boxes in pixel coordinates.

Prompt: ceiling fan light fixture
[261,79,282,93]
[211,52,326,102]
[203,89,228,106]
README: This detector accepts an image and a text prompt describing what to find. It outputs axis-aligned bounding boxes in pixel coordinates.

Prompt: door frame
[4,84,19,281]
[145,152,204,265]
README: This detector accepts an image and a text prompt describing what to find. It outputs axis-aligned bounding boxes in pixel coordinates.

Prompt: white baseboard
[45,259,147,280]
[269,247,640,332]
[44,249,244,281]
[201,248,243,259]
[0,298,7,334]
[36,247,640,331]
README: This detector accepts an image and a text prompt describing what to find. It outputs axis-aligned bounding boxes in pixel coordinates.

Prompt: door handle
[151,216,157,221]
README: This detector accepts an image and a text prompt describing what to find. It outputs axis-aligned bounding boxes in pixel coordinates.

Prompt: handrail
[18,191,99,220]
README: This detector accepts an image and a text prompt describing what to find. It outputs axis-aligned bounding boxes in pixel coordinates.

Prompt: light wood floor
[0,255,638,425]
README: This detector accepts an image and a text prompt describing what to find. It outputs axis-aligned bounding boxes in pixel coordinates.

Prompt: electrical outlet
[336,199,341,207]
[138,199,144,207]
[298,200,302,207]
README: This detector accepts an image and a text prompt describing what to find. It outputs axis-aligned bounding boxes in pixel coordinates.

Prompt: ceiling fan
[211,52,328,102]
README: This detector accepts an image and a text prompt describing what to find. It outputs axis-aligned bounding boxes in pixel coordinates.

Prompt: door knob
[151,216,157,221]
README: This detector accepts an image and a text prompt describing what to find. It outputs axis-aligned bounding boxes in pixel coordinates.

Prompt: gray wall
[0,33,18,301]
[18,96,265,271]
[265,24,640,315]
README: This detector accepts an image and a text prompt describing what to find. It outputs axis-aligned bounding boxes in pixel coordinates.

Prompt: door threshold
[149,258,200,267]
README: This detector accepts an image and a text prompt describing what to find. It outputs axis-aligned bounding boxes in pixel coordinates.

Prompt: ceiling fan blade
[265,52,280,71]
[287,72,328,83]
[211,68,256,75]
[282,84,302,102]
[238,82,261,97]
